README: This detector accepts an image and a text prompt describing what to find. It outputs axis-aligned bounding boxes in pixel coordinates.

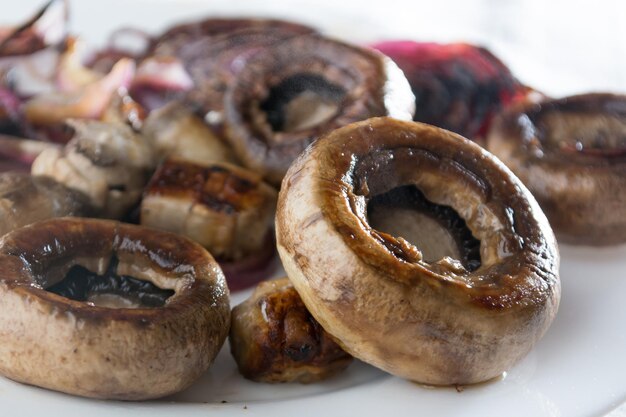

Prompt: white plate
[2,1,626,416]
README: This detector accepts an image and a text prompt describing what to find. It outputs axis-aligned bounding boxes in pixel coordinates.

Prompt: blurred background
[4,0,626,97]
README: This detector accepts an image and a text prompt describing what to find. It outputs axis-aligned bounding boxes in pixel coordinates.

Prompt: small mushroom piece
[276,117,560,385]
[487,93,626,245]
[222,34,415,184]
[0,172,91,236]
[0,217,230,400]
[140,158,276,262]
[230,277,352,383]
[142,102,237,165]
[31,119,154,219]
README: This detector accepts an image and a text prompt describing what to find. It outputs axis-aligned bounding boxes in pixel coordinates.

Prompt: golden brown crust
[276,117,560,385]
[486,93,626,245]
[0,217,230,400]
[144,158,271,214]
[230,278,352,383]
[141,158,277,261]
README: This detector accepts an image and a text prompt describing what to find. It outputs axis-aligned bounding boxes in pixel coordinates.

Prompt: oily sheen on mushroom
[0,218,230,400]
[230,277,352,383]
[487,93,626,245]
[276,117,560,385]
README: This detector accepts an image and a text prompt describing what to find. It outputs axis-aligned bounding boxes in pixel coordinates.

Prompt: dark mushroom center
[367,185,481,271]
[46,255,174,308]
[260,74,345,132]
[538,111,626,156]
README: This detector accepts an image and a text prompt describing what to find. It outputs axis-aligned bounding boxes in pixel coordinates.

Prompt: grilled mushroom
[142,102,237,165]
[141,158,276,263]
[0,217,230,400]
[31,119,154,219]
[276,117,560,385]
[486,93,626,245]
[222,34,414,184]
[230,277,352,383]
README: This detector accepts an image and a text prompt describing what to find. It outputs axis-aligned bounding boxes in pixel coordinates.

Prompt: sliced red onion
[0,87,22,123]
[128,56,193,112]
[1,47,60,97]
[23,58,136,125]
[0,1,68,98]
[370,40,528,140]
[87,27,152,74]
[0,0,68,57]
[56,38,100,93]
[218,233,279,292]
[0,134,59,170]
[0,157,30,173]
[133,56,193,91]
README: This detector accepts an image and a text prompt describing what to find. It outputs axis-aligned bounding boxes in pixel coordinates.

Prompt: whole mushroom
[276,117,560,385]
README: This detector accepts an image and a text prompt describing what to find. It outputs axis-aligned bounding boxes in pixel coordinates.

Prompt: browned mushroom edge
[222,34,415,185]
[276,117,560,385]
[0,217,230,400]
[230,277,352,383]
[487,92,626,245]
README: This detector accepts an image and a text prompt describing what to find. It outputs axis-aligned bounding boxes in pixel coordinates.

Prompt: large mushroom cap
[222,34,415,185]
[276,117,560,385]
[0,217,230,400]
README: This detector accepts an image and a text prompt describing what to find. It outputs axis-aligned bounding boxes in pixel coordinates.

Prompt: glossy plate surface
[2,1,626,416]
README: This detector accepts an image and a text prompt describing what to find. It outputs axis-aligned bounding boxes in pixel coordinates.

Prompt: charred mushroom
[140,158,277,289]
[230,277,352,383]
[276,117,560,385]
[223,35,414,184]
[142,102,237,165]
[486,93,626,245]
[0,217,230,400]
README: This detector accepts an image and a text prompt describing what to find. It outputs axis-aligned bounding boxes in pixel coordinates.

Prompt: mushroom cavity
[367,185,481,271]
[260,74,345,133]
[46,255,174,308]
[276,117,560,386]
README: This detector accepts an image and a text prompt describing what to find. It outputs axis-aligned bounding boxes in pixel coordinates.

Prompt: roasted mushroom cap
[222,34,415,184]
[230,277,352,383]
[276,117,560,385]
[0,217,230,400]
[487,93,626,245]
[0,172,91,236]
